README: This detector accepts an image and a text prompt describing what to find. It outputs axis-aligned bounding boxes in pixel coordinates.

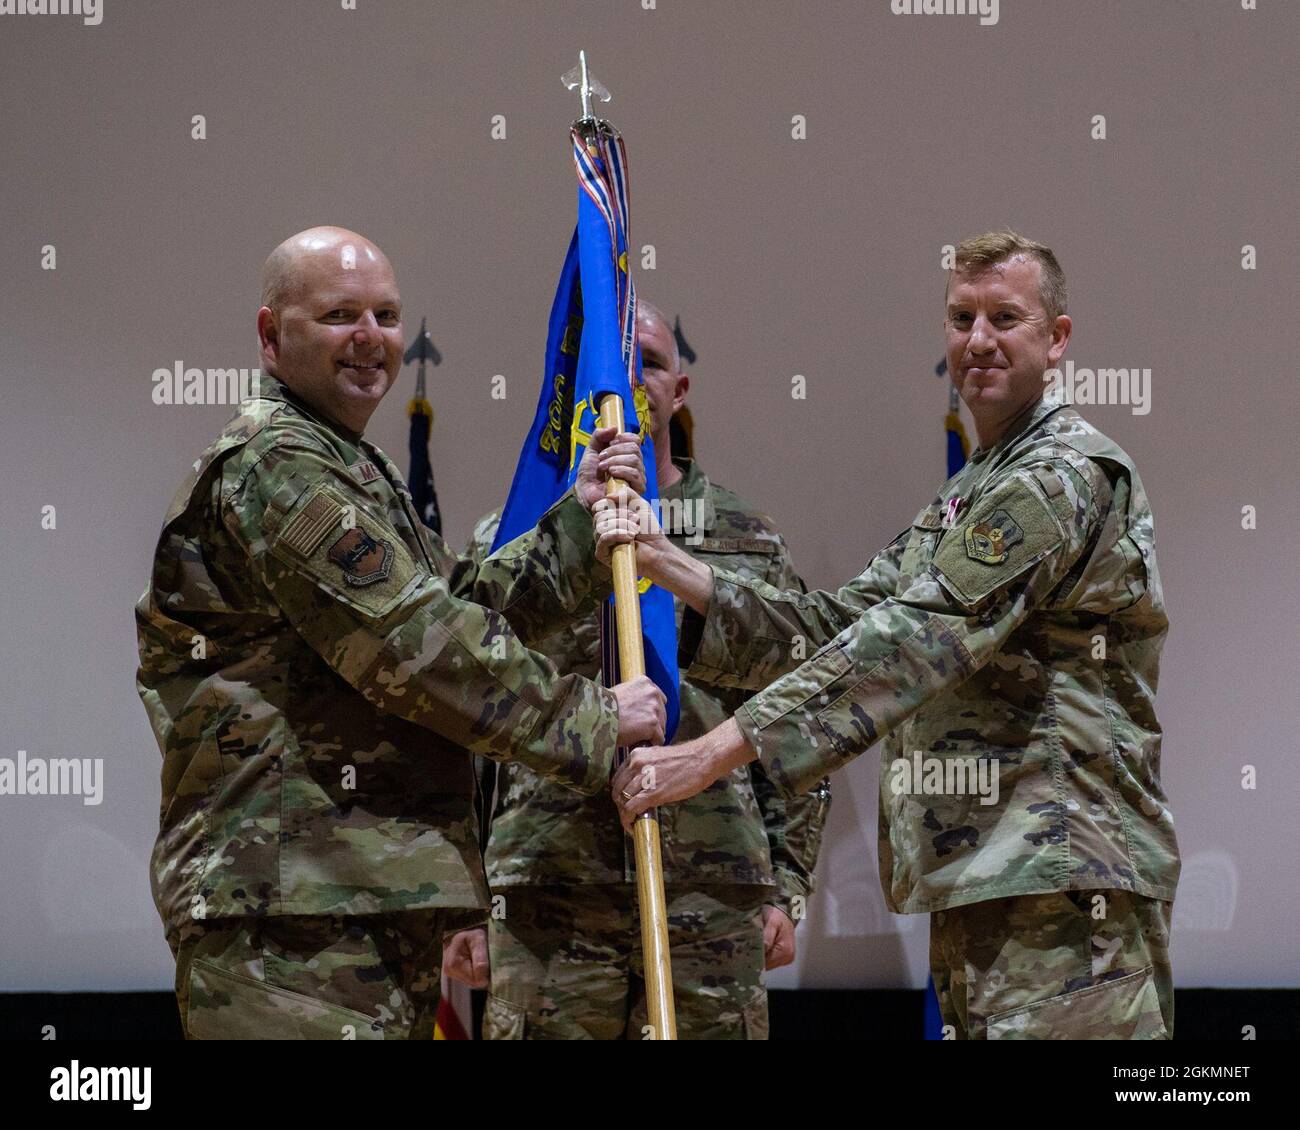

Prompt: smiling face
[945,253,1071,446]
[257,228,403,434]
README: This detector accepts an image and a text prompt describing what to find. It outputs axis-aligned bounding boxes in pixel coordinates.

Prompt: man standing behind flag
[602,231,1179,1040]
[444,300,831,1039]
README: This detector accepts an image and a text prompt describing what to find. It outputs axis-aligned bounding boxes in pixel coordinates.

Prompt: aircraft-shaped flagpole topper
[403,316,442,397]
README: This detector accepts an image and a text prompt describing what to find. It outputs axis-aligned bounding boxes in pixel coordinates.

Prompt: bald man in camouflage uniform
[443,302,830,1040]
[607,233,1180,1040]
[135,227,665,1040]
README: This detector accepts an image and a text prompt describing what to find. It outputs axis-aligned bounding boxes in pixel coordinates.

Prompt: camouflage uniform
[678,389,1179,1038]
[136,374,619,1039]
[173,912,447,1040]
[473,459,831,1040]
[482,886,771,1040]
[930,890,1172,1039]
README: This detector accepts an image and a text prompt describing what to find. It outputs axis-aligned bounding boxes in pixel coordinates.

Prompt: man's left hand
[761,905,796,970]
[576,426,644,510]
[610,717,757,831]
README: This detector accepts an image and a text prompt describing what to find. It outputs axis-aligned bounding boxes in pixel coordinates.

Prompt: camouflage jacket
[135,375,619,937]
[681,390,1179,914]
[472,459,830,919]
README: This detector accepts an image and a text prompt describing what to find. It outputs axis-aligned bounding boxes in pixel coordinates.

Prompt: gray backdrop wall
[2,0,1296,993]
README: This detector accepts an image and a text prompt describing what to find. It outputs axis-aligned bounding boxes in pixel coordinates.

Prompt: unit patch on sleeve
[328,528,394,586]
[963,509,1024,565]
[265,483,419,621]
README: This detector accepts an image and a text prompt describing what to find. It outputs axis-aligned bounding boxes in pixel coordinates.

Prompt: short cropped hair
[949,229,1067,320]
[637,299,680,372]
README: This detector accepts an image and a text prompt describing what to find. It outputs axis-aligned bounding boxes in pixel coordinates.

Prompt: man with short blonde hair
[602,232,1180,1039]
[949,229,1068,321]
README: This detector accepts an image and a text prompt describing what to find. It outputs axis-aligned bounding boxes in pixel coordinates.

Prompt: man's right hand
[613,675,667,746]
[442,927,490,989]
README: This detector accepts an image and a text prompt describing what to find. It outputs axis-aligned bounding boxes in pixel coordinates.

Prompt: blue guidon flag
[493,125,680,741]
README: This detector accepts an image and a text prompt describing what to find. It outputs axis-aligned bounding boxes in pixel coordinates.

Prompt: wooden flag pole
[598,390,677,1041]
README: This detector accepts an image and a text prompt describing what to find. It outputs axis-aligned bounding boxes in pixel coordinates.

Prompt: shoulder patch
[963,509,1024,564]
[932,473,1064,607]
[328,528,394,586]
[268,484,418,623]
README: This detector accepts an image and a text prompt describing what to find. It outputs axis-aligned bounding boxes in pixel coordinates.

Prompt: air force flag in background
[493,126,680,741]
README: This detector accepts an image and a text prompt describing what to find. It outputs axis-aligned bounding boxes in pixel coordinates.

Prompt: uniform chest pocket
[897,508,946,590]
[687,537,779,585]
[366,481,436,571]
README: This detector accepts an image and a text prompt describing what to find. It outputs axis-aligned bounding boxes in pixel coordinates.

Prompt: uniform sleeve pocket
[930,475,1065,609]
[812,616,968,759]
[266,484,420,624]
[746,643,851,731]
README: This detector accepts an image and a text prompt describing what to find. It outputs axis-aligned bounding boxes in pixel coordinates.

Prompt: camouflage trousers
[168,910,447,1040]
[930,889,1173,1039]
[484,884,770,1040]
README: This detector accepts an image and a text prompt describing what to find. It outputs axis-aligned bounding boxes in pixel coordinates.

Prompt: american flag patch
[280,491,346,555]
